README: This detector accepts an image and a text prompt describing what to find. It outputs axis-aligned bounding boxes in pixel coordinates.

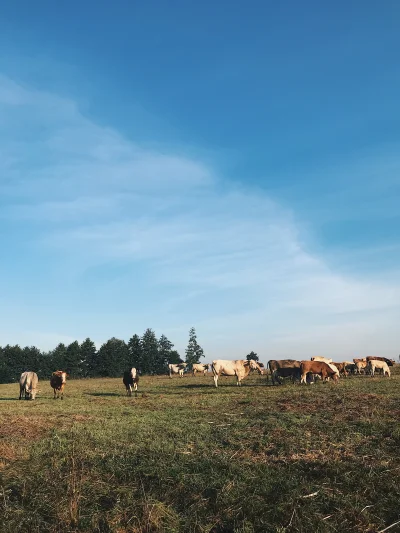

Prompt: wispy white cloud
[1,73,399,356]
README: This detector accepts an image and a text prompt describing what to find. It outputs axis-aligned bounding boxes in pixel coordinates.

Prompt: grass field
[0,370,399,533]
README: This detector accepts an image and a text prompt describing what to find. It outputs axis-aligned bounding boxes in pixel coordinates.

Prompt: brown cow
[300,361,338,384]
[333,362,348,377]
[50,371,68,399]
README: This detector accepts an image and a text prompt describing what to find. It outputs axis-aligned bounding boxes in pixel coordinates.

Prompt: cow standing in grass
[211,359,263,388]
[365,356,395,366]
[267,360,301,385]
[168,363,187,378]
[123,368,139,396]
[367,360,391,377]
[192,363,209,376]
[19,371,39,400]
[50,371,68,400]
[300,361,338,384]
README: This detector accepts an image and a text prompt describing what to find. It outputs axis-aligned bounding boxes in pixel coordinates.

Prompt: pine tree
[65,341,82,378]
[80,338,98,377]
[168,350,183,364]
[158,334,174,374]
[51,343,68,371]
[141,328,159,374]
[246,351,259,362]
[185,327,204,368]
[97,338,129,377]
[128,334,143,371]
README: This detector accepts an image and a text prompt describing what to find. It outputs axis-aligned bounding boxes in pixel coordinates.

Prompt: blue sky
[0,1,399,359]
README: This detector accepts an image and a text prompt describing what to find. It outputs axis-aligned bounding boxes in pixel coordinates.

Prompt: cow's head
[130,368,137,379]
[30,388,38,400]
[53,371,68,383]
[249,359,263,375]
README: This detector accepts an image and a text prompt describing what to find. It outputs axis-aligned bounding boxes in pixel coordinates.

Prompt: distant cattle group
[14,354,397,401]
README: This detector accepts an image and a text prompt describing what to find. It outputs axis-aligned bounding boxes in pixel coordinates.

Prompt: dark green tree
[141,328,159,374]
[50,343,68,371]
[97,338,129,377]
[246,351,259,362]
[157,334,174,374]
[168,350,183,364]
[185,327,204,368]
[127,334,143,370]
[80,338,98,377]
[65,341,82,378]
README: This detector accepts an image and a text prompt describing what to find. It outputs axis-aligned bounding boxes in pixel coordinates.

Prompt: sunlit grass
[0,370,399,532]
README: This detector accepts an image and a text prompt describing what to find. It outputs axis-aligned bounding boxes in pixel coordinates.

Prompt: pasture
[0,370,399,532]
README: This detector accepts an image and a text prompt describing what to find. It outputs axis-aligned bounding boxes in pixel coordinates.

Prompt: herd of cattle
[15,356,396,400]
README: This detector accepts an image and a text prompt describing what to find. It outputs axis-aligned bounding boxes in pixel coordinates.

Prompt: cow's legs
[133,382,138,391]
[213,374,218,388]
[53,388,57,399]
[127,385,132,397]
[300,372,307,384]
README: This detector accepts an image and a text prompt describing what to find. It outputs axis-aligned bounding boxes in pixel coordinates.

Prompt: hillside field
[0,370,399,532]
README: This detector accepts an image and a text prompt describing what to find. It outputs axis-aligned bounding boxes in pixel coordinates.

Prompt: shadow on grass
[85,392,121,397]
[0,398,19,401]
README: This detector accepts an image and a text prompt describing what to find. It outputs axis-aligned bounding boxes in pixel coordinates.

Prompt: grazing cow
[123,368,139,396]
[19,371,39,400]
[168,363,187,378]
[300,361,338,384]
[311,356,333,363]
[50,371,68,400]
[192,363,210,376]
[367,360,391,377]
[267,360,301,385]
[365,356,395,367]
[332,362,348,377]
[211,359,263,388]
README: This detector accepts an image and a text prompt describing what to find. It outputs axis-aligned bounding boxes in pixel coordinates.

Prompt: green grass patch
[0,371,399,532]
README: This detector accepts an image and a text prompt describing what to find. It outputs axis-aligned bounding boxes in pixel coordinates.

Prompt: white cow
[367,360,391,377]
[19,371,39,400]
[211,359,263,388]
[192,363,210,376]
[311,356,333,364]
[326,363,340,381]
[168,363,187,378]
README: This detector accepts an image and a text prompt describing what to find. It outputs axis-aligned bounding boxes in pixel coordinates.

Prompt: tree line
[0,327,205,384]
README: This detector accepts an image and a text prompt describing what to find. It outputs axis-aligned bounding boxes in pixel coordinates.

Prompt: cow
[19,371,39,400]
[267,360,301,385]
[168,363,187,378]
[332,362,348,377]
[50,371,68,399]
[300,361,339,384]
[367,360,391,377]
[354,361,367,374]
[211,359,263,388]
[311,356,333,364]
[365,356,395,367]
[123,368,139,396]
[192,363,210,376]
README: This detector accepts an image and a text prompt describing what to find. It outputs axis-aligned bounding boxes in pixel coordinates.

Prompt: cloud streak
[1,73,399,357]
